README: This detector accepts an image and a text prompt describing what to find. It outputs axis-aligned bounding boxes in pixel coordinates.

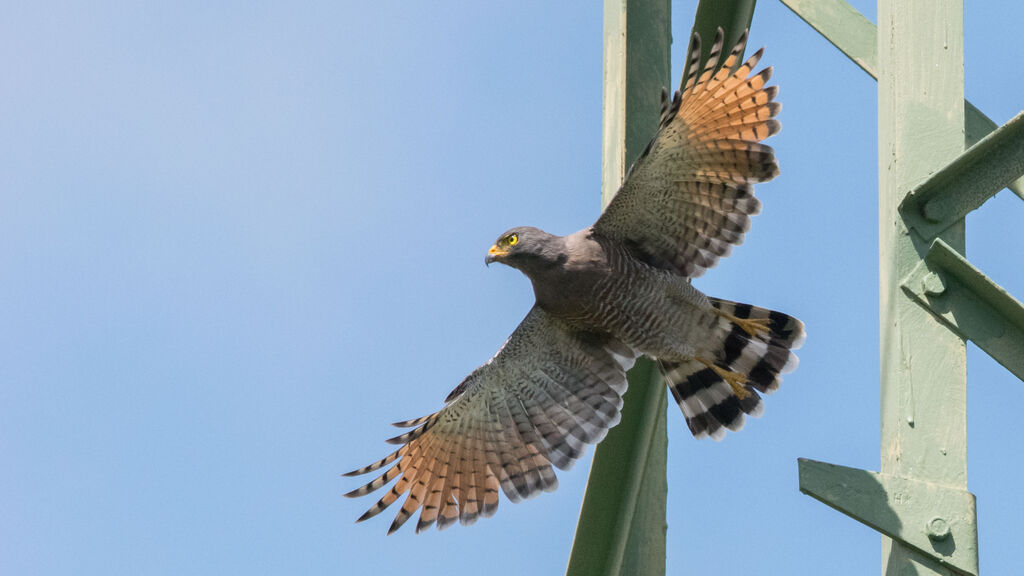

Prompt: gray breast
[532,231,711,359]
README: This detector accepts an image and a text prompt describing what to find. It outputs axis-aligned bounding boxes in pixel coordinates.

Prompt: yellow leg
[697,358,751,399]
[713,307,772,339]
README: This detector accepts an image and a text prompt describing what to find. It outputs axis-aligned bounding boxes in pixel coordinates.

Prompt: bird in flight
[345,28,804,534]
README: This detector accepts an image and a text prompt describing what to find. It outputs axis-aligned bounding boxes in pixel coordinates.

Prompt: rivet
[926,517,951,540]
[922,272,946,296]
[922,199,945,223]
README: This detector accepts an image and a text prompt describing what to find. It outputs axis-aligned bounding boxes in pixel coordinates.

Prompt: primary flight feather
[345,28,804,535]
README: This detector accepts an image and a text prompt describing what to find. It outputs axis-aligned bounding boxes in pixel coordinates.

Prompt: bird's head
[485,226,566,275]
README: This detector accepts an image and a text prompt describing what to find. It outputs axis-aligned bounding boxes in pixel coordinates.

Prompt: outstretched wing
[344,306,636,534]
[593,28,780,278]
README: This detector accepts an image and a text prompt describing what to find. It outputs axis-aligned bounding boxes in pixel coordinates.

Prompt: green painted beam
[567,1,671,574]
[797,1,983,574]
[779,0,1024,203]
[690,0,756,72]
[902,110,1024,239]
[902,238,1024,381]
[567,359,668,576]
[877,2,973,575]
[779,0,876,75]
[799,459,978,576]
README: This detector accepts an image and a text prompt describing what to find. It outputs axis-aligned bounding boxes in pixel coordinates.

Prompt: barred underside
[344,307,636,534]
[660,298,804,440]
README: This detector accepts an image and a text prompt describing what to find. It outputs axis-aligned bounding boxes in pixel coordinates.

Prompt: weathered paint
[799,458,978,575]
[878,1,974,574]
[902,238,1024,382]
[901,110,1024,239]
[792,0,992,574]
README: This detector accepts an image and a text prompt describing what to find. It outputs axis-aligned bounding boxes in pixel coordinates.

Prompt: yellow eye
[507,234,518,246]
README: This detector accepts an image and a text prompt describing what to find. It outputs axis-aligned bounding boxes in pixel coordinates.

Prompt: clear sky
[2,1,1022,574]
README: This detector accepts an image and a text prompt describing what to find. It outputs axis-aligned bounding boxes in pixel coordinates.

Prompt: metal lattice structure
[566,1,1023,574]
[785,1,1024,575]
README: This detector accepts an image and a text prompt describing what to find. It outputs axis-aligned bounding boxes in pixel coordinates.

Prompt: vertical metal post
[567,3,758,575]
[877,1,971,574]
[566,3,670,575]
[690,0,756,64]
[785,1,1024,573]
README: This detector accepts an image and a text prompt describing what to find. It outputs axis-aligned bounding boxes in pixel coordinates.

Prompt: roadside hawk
[345,29,804,534]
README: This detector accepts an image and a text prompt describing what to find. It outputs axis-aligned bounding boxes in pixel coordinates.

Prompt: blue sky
[2,1,1022,574]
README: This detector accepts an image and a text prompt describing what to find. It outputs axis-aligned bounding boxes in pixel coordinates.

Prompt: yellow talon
[698,358,751,399]
[713,308,772,339]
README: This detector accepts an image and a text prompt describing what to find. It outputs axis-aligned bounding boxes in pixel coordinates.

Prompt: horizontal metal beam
[799,458,978,576]
[902,238,1024,381]
[902,111,1024,238]
[779,0,1024,202]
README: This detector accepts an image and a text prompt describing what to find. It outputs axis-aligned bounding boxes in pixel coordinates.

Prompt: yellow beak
[486,244,507,266]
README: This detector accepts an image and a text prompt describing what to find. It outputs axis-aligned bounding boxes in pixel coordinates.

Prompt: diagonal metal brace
[901,238,1024,381]
[901,110,1024,239]
[799,458,978,576]
[779,0,1024,203]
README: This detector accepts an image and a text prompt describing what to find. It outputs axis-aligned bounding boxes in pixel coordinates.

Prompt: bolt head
[922,272,947,296]
[922,199,946,223]
[926,517,951,540]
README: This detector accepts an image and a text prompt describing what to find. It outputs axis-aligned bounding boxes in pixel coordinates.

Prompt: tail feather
[661,298,804,440]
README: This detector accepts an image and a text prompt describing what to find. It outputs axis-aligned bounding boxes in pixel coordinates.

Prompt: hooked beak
[485,244,507,266]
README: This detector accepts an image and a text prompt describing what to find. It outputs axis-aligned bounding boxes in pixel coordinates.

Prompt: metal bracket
[900,111,1024,240]
[799,458,978,576]
[901,238,1024,381]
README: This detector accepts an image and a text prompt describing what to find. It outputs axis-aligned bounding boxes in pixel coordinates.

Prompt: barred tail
[660,298,804,440]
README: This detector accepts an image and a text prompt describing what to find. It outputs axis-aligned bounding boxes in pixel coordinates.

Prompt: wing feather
[593,28,780,278]
[345,306,635,533]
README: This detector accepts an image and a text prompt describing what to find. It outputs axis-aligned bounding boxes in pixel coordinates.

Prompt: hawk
[345,29,804,534]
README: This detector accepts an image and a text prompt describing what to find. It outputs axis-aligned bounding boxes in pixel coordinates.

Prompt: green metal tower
[784,1,1024,575]
[566,1,1023,574]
